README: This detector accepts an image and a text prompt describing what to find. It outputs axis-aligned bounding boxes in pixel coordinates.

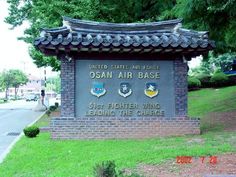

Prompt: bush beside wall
[188,77,201,91]
[210,72,229,87]
[188,72,236,91]
[228,74,236,86]
[196,74,211,88]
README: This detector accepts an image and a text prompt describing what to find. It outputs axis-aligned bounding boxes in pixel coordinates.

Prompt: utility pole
[44,67,47,87]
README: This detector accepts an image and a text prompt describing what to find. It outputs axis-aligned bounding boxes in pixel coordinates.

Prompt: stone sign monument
[35,17,214,139]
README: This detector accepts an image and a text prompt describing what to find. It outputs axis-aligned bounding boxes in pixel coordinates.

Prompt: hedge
[188,77,201,90]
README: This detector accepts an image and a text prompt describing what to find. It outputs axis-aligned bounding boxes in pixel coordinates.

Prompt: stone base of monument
[34,100,47,112]
[50,117,200,139]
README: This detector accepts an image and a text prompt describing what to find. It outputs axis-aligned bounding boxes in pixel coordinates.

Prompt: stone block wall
[174,59,188,116]
[60,56,75,117]
[51,117,200,139]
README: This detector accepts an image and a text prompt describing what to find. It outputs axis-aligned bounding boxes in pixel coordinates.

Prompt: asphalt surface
[0,100,43,162]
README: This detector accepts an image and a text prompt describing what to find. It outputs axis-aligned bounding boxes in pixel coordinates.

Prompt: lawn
[0,132,235,177]
[0,86,236,177]
[0,99,7,104]
[34,113,51,127]
[188,85,236,117]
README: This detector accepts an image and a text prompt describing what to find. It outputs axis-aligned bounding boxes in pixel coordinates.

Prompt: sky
[0,0,57,78]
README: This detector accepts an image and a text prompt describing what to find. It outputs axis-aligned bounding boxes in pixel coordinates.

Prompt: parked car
[25,94,38,101]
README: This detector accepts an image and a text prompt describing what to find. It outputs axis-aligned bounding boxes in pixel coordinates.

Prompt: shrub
[188,77,201,90]
[55,102,59,108]
[49,105,57,111]
[93,161,143,177]
[228,74,236,86]
[196,73,211,88]
[94,161,117,177]
[210,72,229,87]
[23,126,40,138]
[46,110,51,116]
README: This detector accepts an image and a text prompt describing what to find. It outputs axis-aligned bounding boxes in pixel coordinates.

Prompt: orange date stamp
[176,156,218,164]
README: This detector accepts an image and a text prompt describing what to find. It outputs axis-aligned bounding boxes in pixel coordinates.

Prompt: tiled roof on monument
[34,17,215,57]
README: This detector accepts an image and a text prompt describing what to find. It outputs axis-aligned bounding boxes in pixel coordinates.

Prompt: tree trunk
[14,87,17,100]
[5,87,8,100]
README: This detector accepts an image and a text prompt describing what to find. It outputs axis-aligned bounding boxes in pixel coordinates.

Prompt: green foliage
[94,161,117,177]
[202,52,236,73]
[195,73,211,88]
[49,105,57,112]
[55,102,59,108]
[46,110,51,116]
[0,74,4,92]
[6,0,100,70]
[189,52,236,79]
[5,0,176,70]
[11,69,28,88]
[5,0,236,70]
[93,160,144,177]
[0,70,15,92]
[29,48,60,71]
[46,76,61,93]
[188,77,201,90]
[212,53,236,72]
[174,0,236,53]
[210,71,229,87]
[228,75,236,86]
[0,69,28,100]
[23,126,40,138]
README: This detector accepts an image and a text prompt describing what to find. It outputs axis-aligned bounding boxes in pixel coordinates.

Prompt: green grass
[0,132,235,177]
[188,85,236,117]
[0,86,236,176]
[34,114,50,127]
[0,99,7,104]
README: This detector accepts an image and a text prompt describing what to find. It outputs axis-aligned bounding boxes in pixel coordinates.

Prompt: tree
[5,0,176,70]
[6,0,236,70]
[189,52,236,76]
[173,0,236,54]
[209,52,236,72]
[0,69,28,100]
[5,0,102,71]
[46,75,61,94]
[1,70,14,100]
[11,70,28,99]
[0,74,4,92]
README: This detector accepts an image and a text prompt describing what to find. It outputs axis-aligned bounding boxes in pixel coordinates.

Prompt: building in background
[8,74,42,98]
[8,74,57,99]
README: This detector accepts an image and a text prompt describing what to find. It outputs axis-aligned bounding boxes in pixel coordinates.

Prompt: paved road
[0,100,44,162]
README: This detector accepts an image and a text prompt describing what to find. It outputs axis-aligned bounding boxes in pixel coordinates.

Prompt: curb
[0,111,46,164]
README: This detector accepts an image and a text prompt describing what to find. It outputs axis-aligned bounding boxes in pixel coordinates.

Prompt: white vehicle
[25,94,38,101]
